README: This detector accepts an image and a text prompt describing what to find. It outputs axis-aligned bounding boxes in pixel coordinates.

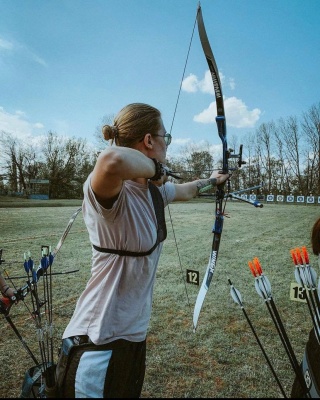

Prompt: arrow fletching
[253,257,263,275]
[248,261,257,277]
[249,258,272,299]
[255,276,272,299]
[294,268,303,286]
[228,278,243,306]
[302,246,310,265]
[290,249,298,266]
[295,248,304,265]
[261,275,272,296]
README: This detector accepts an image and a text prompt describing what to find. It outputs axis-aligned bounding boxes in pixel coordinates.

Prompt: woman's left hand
[210,170,231,185]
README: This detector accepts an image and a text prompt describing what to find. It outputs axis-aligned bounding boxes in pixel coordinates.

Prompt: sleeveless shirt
[62,174,175,345]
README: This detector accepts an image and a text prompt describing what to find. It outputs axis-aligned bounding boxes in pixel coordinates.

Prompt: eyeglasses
[153,132,172,146]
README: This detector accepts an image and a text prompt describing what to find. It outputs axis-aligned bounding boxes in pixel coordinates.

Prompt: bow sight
[228,144,246,170]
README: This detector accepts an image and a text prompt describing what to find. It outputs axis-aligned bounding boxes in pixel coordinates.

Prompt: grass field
[0,197,319,398]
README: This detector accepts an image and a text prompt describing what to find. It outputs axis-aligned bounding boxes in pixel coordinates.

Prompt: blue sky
[0,0,319,158]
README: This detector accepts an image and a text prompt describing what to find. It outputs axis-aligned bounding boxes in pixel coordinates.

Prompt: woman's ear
[143,133,153,149]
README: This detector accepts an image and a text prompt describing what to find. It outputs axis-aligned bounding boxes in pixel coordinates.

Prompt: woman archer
[54,102,230,398]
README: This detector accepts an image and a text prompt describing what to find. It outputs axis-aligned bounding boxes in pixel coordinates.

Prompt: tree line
[0,102,319,199]
[167,102,320,197]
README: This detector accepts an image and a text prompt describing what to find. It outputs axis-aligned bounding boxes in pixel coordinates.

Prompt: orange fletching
[253,257,263,275]
[248,261,257,277]
[295,248,303,265]
[301,246,309,264]
[290,249,298,265]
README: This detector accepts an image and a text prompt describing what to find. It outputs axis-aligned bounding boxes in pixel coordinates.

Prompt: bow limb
[193,3,228,331]
[196,3,228,173]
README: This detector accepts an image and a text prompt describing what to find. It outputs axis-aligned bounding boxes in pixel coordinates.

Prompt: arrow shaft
[258,286,309,396]
[228,279,287,398]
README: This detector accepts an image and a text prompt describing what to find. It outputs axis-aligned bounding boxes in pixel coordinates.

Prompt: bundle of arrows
[229,250,320,398]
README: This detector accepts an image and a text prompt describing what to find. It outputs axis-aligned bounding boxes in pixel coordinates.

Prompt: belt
[69,336,141,349]
[71,335,93,345]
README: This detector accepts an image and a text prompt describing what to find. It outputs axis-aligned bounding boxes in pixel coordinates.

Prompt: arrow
[249,258,310,397]
[228,278,287,398]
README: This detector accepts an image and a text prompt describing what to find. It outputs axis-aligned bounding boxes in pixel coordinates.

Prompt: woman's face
[151,119,170,163]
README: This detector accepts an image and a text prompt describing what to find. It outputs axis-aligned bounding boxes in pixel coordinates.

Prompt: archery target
[277,195,284,202]
[286,195,294,202]
[307,196,315,204]
[267,194,274,202]
[249,194,256,200]
[297,196,305,203]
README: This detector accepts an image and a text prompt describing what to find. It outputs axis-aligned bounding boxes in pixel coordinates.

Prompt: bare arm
[173,171,230,201]
[91,147,157,204]
[0,273,15,298]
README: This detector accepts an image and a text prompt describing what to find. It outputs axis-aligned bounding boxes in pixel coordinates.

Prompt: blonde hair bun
[102,125,118,141]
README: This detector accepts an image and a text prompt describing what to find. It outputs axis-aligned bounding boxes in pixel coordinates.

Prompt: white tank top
[62,175,175,344]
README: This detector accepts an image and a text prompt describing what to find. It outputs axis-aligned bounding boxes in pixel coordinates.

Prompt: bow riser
[216,116,228,174]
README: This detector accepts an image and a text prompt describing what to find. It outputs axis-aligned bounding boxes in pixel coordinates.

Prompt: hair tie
[112,125,119,139]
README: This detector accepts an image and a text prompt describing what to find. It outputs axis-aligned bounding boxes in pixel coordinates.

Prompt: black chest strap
[92,182,167,257]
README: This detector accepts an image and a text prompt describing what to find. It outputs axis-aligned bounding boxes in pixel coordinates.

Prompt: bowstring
[164,9,199,324]
[163,187,193,319]
[168,10,198,135]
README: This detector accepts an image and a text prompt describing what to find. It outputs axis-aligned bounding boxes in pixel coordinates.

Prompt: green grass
[0,195,82,208]
[0,198,319,397]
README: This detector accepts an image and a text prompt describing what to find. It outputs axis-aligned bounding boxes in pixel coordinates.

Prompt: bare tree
[41,131,94,198]
[301,102,320,193]
[172,141,214,182]
[255,122,279,193]
[278,116,306,194]
[240,132,259,190]
[273,124,292,193]
[94,114,115,151]
[0,132,28,193]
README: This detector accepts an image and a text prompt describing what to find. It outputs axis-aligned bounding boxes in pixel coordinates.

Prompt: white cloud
[172,137,191,145]
[194,97,261,128]
[0,38,13,50]
[199,70,215,94]
[225,97,261,128]
[166,139,223,161]
[15,110,27,117]
[193,102,216,124]
[30,53,47,67]
[182,70,232,95]
[0,106,44,139]
[181,74,199,93]
[229,77,235,90]
[0,35,47,66]
[182,70,260,128]
[51,119,70,136]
